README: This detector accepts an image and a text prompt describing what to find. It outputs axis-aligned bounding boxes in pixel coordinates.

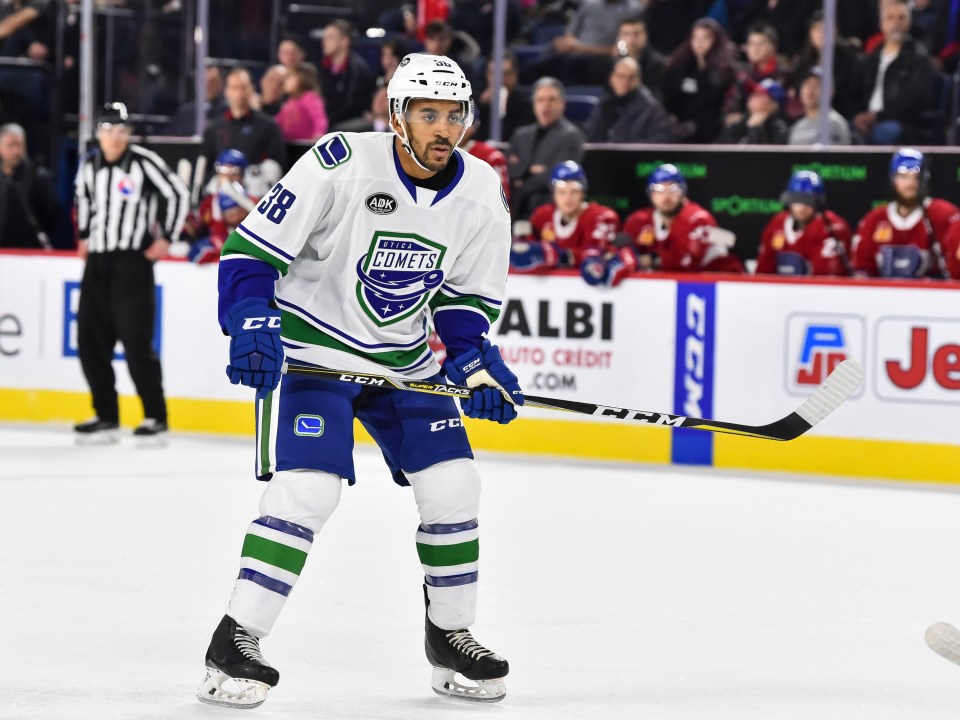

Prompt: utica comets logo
[356,231,446,326]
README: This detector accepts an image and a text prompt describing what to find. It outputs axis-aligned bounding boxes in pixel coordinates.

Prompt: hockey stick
[282,358,862,442]
[926,623,960,666]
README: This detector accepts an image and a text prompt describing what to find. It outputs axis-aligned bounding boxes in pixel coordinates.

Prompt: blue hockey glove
[444,339,524,424]
[878,244,925,278]
[224,297,284,399]
[580,248,635,287]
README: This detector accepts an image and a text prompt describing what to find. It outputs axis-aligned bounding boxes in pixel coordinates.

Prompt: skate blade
[197,668,270,709]
[75,431,120,446]
[134,435,168,449]
[926,622,960,666]
[430,667,506,703]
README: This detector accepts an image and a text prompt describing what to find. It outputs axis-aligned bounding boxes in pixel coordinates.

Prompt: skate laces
[233,626,269,665]
[446,629,494,660]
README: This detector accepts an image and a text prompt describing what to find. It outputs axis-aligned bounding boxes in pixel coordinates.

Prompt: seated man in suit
[507,77,585,218]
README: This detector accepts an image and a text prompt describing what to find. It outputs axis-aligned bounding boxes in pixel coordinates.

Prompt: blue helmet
[782,170,825,209]
[214,148,249,172]
[647,163,687,196]
[890,147,928,193]
[551,160,587,190]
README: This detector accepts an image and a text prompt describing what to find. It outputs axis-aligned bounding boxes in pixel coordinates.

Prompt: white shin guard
[408,459,481,631]
[227,470,343,637]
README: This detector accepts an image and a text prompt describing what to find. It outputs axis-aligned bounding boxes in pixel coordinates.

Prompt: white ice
[2,424,959,720]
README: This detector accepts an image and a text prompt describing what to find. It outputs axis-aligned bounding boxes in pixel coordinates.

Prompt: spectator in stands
[422,20,477,74]
[755,170,851,276]
[277,34,306,70]
[474,52,535,142]
[0,122,56,249]
[318,19,374,129]
[0,0,52,60]
[256,64,288,116]
[723,22,790,129]
[788,67,852,146]
[851,0,937,145]
[460,120,510,203]
[732,0,819,58]
[379,39,408,87]
[644,0,714,56]
[449,0,522,55]
[623,163,743,272]
[164,66,228,136]
[609,16,665,99]
[717,78,789,144]
[509,161,621,282]
[507,77,585,218]
[852,148,959,278]
[528,0,646,85]
[335,87,390,133]
[200,68,287,198]
[661,18,736,143]
[793,11,861,121]
[583,56,675,143]
[274,61,328,142]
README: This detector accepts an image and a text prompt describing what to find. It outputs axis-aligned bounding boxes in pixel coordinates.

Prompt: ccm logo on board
[876,318,960,403]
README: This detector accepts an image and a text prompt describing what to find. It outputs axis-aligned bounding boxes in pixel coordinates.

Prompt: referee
[73,102,189,443]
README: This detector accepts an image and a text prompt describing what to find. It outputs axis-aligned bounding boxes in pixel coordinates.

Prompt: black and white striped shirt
[74,144,189,253]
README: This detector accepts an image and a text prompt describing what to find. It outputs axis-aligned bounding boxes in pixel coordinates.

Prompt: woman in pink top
[275,62,329,141]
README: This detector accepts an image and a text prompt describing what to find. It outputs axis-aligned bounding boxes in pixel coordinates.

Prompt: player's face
[650,184,684,216]
[553,181,584,215]
[398,99,466,173]
[790,203,816,224]
[893,172,920,202]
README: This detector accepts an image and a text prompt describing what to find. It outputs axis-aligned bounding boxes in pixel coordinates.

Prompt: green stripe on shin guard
[416,539,479,567]
[241,534,309,575]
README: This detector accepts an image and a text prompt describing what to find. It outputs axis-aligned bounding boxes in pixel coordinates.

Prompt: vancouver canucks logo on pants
[356,231,446,327]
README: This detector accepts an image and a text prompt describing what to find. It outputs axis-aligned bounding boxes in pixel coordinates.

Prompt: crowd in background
[1,0,960,285]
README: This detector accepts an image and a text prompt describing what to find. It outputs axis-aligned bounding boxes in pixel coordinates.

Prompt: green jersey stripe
[221,231,290,275]
[429,292,500,323]
[416,539,480,567]
[282,311,431,369]
[259,392,273,474]
[241,534,309,575]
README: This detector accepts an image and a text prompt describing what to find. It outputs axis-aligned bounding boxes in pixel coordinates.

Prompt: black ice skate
[74,417,119,445]
[197,614,279,709]
[132,418,168,447]
[424,591,508,702]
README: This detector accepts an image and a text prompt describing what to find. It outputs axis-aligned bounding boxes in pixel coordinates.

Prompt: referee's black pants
[77,252,167,424]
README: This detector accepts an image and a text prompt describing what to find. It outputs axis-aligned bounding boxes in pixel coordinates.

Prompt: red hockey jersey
[530,201,620,266]
[756,210,852,276]
[852,198,960,277]
[464,140,510,203]
[623,201,743,273]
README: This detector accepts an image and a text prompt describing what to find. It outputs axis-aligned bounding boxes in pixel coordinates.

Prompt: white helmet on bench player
[387,53,474,172]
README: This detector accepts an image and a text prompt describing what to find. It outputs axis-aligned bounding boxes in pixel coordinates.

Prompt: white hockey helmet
[387,53,474,170]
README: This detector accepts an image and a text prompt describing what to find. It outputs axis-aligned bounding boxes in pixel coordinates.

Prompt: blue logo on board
[62,281,163,359]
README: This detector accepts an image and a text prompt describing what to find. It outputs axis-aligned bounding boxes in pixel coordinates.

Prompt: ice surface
[1,425,959,720]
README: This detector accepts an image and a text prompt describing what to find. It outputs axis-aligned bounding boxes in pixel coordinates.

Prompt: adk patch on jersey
[366,192,398,215]
[355,231,445,326]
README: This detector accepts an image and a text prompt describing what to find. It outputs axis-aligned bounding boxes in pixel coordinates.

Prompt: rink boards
[1,252,958,483]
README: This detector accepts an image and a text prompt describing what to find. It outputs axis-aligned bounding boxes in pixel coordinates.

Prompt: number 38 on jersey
[257,183,297,224]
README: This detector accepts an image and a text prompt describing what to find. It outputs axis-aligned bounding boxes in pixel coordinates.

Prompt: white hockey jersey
[220,131,511,379]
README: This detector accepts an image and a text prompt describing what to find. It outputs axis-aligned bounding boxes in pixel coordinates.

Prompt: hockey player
[182,149,258,264]
[755,170,851,276]
[509,161,620,277]
[852,148,960,278]
[624,164,744,273]
[198,54,520,708]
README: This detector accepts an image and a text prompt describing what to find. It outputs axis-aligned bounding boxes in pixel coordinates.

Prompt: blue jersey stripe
[276,297,428,350]
[425,571,479,588]
[253,515,315,543]
[238,568,293,597]
[419,518,479,535]
[237,223,296,262]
